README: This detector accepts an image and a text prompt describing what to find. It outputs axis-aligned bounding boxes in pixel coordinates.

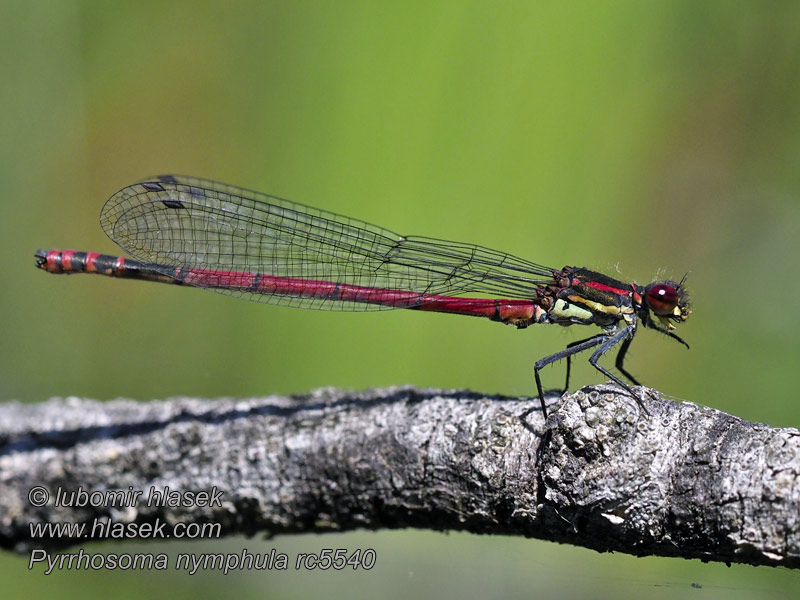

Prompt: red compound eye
[645,283,680,315]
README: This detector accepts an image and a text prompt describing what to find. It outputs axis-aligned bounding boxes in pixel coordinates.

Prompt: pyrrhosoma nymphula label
[35,175,691,417]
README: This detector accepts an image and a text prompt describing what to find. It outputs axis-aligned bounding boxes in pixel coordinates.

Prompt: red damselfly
[35,175,691,417]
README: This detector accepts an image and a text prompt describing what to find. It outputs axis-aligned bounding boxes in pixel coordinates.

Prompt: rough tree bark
[0,385,797,567]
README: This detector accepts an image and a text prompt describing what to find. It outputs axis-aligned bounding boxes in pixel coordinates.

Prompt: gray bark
[0,385,798,568]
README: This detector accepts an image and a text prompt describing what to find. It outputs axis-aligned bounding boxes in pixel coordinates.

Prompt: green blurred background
[2,1,799,597]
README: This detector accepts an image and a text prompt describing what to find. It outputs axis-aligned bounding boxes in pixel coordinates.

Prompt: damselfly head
[643,277,691,324]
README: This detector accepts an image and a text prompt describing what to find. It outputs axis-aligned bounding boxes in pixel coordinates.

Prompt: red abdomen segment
[35,249,177,283]
[36,249,544,326]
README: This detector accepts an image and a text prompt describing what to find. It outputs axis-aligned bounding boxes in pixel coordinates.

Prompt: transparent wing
[99,175,556,311]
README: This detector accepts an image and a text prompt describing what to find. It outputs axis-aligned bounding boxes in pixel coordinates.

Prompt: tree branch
[1,385,798,567]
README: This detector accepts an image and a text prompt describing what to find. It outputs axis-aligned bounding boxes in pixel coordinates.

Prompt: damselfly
[35,175,691,417]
